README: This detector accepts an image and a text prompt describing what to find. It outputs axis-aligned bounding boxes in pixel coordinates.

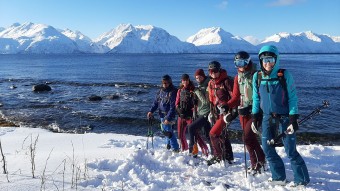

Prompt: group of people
[146,45,310,187]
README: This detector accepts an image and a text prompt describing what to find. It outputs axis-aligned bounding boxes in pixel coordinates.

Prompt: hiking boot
[248,161,265,176]
[290,182,308,187]
[166,144,171,150]
[207,156,221,166]
[268,178,287,186]
[172,149,180,153]
[192,143,198,157]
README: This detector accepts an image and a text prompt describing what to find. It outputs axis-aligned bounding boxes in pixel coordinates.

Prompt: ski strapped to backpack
[267,100,330,146]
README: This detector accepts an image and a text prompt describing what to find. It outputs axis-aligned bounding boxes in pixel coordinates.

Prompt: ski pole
[147,116,154,150]
[242,117,248,178]
[267,100,330,146]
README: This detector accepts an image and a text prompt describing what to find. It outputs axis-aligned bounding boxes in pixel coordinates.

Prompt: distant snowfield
[0,127,339,191]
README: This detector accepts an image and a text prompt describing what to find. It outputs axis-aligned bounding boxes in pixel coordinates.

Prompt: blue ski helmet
[258,45,279,59]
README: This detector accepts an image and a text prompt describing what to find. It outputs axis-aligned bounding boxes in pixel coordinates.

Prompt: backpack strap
[256,69,288,95]
[277,69,287,92]
[256,71,262,91]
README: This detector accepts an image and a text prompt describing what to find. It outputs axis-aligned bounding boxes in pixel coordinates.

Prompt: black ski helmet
[234,51,252,68]
[234,51,250,60]
[162,74,172,84]
[208,61,221,71]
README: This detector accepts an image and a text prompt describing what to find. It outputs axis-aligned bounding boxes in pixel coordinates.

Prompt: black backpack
[179,89,195,117]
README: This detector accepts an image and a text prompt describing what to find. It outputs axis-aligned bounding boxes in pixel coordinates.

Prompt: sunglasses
[209,68,220,73]
[234,58,250,68]
[261,57,276,64]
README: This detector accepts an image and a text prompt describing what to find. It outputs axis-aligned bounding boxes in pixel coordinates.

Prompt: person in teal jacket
[251,45,310,186]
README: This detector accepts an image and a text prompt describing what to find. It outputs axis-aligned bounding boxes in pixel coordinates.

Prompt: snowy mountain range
[0,22,339,54]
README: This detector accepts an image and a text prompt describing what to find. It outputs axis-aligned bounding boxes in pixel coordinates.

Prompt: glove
[223,113,232,124]
[251,113,262,135]
[287,114,299,134]
[218,104,229,115]
[176,106,183,116]
[147,112,153,119]
[208,112,215,125]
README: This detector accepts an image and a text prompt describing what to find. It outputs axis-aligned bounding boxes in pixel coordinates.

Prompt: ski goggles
[261,56,276,64]
[209,68,220,74]
[234,58,251,68]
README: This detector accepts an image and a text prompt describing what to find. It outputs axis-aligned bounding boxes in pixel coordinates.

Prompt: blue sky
[0,0,339,41]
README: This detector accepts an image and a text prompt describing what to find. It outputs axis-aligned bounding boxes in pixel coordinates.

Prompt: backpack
[210,75,234,105]
[179,89,195,117]
[256,69,287,94]
[209,75,238,122]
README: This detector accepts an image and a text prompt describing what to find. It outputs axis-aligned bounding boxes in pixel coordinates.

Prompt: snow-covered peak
[332,36,340,42]
[186,27,233,45]
[294,31,321,42]
[62,28,92,42]
[187,27,256,53]
[95,24,198,53]
[95,23,133,44]
[243,36,261,45]
[0,22,62,39]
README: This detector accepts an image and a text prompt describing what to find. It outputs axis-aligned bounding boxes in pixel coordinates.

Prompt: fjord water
[0,54,339,144]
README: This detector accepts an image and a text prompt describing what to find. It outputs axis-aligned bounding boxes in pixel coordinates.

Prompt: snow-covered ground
[0,127,339,191]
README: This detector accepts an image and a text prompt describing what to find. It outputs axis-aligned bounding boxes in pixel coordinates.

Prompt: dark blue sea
[0,54,339,144]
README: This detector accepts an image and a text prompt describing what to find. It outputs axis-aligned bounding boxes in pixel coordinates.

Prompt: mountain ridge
[0,22,339,54]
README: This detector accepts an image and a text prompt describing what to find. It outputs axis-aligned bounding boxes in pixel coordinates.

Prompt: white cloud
[217,1,228,9]
[269,0,306,6]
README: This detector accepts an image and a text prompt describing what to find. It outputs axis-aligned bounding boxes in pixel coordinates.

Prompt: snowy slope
[0,127,339,190]
[95,24,199,53]
[243,35,261,46]
[61,28,109,53]
[0,22,78,53]
[187,27,257,53]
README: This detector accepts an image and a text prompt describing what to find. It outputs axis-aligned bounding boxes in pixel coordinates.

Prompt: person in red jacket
[207,61,235,165]
[175,74,195,151]
[226,51,266,175]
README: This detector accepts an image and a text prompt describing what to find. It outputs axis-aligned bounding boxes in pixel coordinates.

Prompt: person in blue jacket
[147,74,180,152]
[251,45,310,186]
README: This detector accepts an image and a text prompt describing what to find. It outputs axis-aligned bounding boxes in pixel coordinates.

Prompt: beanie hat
[194,69,206,77]
[181,73,190,80]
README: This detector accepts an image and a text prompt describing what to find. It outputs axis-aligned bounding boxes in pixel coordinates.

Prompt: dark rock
[88,95,102,101]
[32,84,52,92]
[107,94,120,100]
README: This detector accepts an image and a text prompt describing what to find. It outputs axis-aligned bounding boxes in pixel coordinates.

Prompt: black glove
[289,114,299,131]
[176,106,183,116]
[251,113,262,134]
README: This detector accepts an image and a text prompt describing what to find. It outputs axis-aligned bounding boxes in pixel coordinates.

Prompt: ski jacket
[228,63,257,110]
[252,56,298,115]
[149,84,178,121]
[193,77,210,116]
[175,81,195,118]
[208,69,233,107]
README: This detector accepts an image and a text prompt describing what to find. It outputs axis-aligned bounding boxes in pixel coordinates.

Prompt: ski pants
[261,114,310,184]
[161,118,179,150]
[187,115,211,155]
[177,116,192,151]
[209,115,233,161]
[239,115,265,167]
